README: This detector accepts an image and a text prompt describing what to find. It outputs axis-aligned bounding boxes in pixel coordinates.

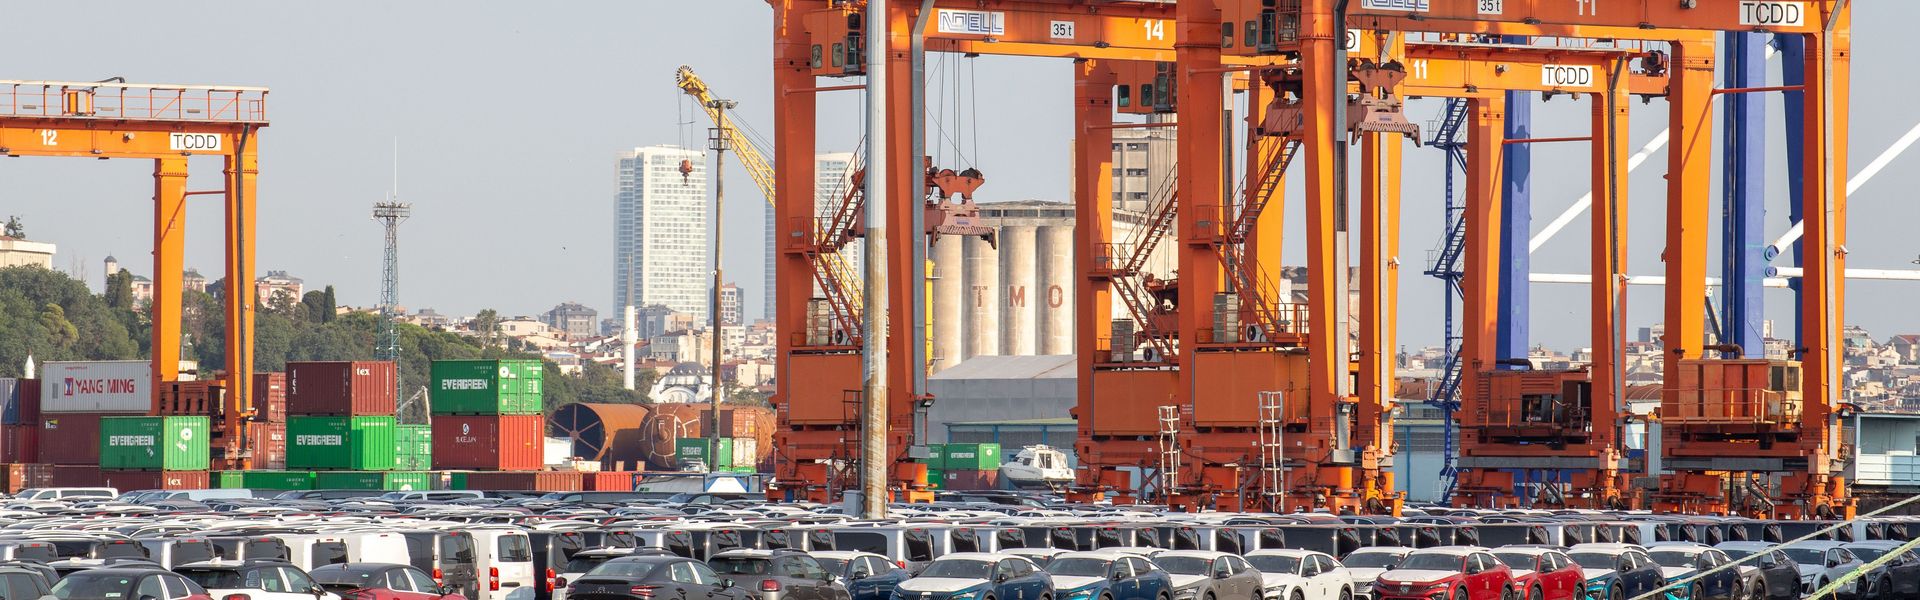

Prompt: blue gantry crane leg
[1721,31,1769,359]
[1779,33,1808,350]
[1498,40,1533,367]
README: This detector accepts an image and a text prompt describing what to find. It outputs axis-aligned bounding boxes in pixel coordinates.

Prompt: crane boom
[676,65,865,337]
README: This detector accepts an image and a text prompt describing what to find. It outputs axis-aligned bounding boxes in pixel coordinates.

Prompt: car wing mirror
[1111,572,1126,581]
[440,584,460,596]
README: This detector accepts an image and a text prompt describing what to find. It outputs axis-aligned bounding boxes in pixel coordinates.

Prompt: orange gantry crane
[765,0,1854,516]
[0,80,268,468]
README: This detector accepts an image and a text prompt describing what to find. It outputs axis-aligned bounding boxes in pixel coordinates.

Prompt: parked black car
[565,555,752,600]
[709,549,850,600]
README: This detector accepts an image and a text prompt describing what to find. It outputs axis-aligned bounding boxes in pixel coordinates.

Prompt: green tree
[105,269,134,310]
[0,266,138,376]
[322,286,336,322]
[3,216,22,239]
[473,309,500,348]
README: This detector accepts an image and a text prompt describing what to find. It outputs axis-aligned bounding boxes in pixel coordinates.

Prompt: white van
[468,528,537,600]
[145,489,257,502]
[14,487,117,500]
[270,533,351,571]
[137,538,219,569]
[340,532,413,565]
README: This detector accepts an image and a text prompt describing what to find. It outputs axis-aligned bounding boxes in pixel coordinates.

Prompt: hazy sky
[2,2,1915,352]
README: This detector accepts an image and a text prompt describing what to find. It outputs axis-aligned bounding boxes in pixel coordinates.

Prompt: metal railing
[0,81,267,122]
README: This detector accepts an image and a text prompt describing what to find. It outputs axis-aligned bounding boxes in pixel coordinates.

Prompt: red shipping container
[0,464,50,494]
[460,471,582,491]
[942,469,1001,491]
[254,372,287,422]
[250,421,287,470]
[102,470,209,491]
[1,424,36,464]
[433,415,546,470]
[49,465,102,488]
[39,414,103,465]
[583,471,636,491]
[9,379,39,425]
[286,361,397,416]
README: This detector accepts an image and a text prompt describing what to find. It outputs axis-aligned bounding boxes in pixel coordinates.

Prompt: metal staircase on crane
[1422,98,1471,501]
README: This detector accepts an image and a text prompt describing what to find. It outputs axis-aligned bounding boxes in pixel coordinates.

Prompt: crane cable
[1624,487,1919,600]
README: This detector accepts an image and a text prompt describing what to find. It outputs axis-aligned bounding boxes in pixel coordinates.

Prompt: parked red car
[1491,548,1584,600]
[311,563,468,600]
[1373,547,1515,600]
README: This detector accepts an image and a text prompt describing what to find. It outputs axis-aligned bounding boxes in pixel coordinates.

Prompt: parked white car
[1244,550,1353,600]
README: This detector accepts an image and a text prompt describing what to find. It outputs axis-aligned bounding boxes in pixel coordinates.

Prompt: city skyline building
[614,145,710,321]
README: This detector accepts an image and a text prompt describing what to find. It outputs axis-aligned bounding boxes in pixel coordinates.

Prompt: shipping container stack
[97,415,211,490]
[924,443,1002,490]
[250,372,289,470]
[0,378,47,493]
[431,360,578,491]
[37,361,160,489]
[273,361,427,491]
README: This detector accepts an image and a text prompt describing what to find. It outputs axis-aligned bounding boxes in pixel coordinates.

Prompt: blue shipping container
[0,378,18,426]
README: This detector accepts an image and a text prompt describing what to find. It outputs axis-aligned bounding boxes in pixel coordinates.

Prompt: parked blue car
[1045,551,1174,600]
[816,551,912,600]
[1565,544,1669,600]
[894,553,1054,600]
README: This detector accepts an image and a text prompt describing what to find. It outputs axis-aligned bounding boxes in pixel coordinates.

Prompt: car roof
[1844,540,1903,548]
[939,552,1024,562]
[1645,543,1712,552]
[1244,549,1320,558]
[1714,541,1774,549]
[1784,541,1845,550]
[809,551,880,560]
[1490,547,1559,556]
[1408,546,1486,557]
[1153,550,1232,559]
[1348,547,1413,554]
[1568,543,1646,553]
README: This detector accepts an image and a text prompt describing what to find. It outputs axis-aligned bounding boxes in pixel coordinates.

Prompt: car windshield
[709,558,771,575]
[1046,558,1111,578]
[920,560,992,579]
[1396,554,1465,572]
[1567,553,1619,571]
[1343,551,1405,569]
[180,569,250,590]
[1245,556,1301,575]
[816,559,848,574]
[587,561,660,579]
[1781,549,1827,566]
[1492,553,1537,571]
[1154,557,1212,576]
[1849,547,1888,561]
[1719,548,1754,560]
[565,555,619,574]
[50,573,133,599]
[1648,551,1696,569]
[311,568,379,588]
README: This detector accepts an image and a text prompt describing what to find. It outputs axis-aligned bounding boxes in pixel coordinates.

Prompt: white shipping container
[730,438,757,471]
[40,361,152,413]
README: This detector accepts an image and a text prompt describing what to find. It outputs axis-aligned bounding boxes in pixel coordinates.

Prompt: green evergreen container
[214,471,246,489]
[940,443,1002,470]
[99,416,210,471]
[314,471,432,491]
[429,360,544,415]
[288,416,397,470]
[241,470,316,490]
[925,468,945,490]
[394,425,433,471]
[675,438,735,469]
[925,445,948,469]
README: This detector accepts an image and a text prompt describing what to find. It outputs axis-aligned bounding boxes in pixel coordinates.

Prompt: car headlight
[1173,587,1198,600]
[951,590,981,600]
[1066,589,1096,600]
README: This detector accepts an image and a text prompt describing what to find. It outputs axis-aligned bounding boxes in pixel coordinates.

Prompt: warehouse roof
[930,355,1076,381]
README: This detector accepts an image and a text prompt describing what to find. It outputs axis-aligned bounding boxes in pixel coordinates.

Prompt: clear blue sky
[2,2,1915,351]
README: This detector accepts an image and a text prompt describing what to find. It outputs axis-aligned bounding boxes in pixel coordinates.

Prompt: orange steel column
[1174,0,1224,388]
[771,0,820,458]
[1073,60,1116,476]
[1800,12,1850,464]
[883,6,919,461]
[1589,73,1631,470]
[151,158,188,389]
[1358,131,1401,510]
[1460,97,1505,418]
[1661,39,1715,394]
[1297,0,1346,469]
[1247,76,1285,278]
[223,139,259,404]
